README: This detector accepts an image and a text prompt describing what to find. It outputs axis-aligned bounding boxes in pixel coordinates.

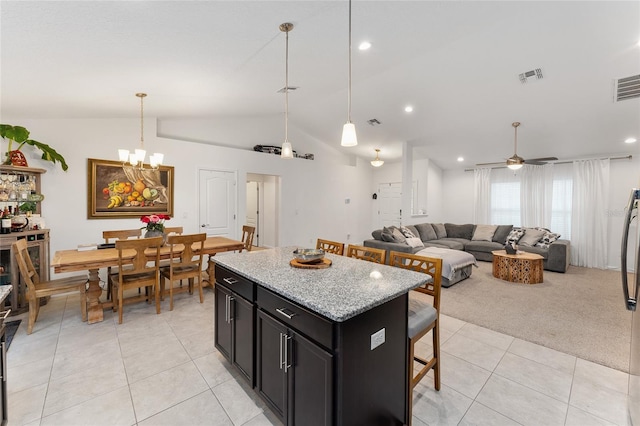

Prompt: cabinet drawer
[257,287,333,350]
[215,265,255,302]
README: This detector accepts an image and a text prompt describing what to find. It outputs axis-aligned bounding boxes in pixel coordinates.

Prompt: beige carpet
[440,262,632,372]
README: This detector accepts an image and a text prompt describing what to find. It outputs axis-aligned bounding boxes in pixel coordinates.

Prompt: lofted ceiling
[1,1,639,170]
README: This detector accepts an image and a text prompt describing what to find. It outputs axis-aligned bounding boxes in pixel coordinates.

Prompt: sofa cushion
[518,245,549,259]
[535,230,561,249]
[493,225,513,243]
[465,240,504,253]
[505,227,525,244]
[472,224,498,242]
[444,223,475,240]
[518,228,546,247]
[432,223,447,239]
[433,238,465,250]
[372,229,383,240]
[415,223,437,241]
[381,227,395,242]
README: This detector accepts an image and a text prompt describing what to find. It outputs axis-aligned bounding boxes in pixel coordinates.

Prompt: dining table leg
[86,268,104,324]
[203,254,217,289]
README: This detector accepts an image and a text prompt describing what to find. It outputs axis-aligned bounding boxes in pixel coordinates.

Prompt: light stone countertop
[214,246,430,322]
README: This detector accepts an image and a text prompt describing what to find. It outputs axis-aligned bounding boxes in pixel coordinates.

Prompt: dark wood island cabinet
[214,247,429,426]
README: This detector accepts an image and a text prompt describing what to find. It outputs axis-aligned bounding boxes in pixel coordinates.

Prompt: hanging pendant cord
[347,0,352,123]
[285,28,289,143]
[136,93,147,150]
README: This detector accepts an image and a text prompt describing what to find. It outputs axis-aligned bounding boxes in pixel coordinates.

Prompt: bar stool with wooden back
[160,233,206,311]
[389,251,443,424]
[241,225,255,252]
[346,244,386,264]
[316,238,345,255]
[109,236,162,324]
[12,239,88,334]
[102,229,142,301]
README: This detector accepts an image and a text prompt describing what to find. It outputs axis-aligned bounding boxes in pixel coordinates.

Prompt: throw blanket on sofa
[415,247,478,280]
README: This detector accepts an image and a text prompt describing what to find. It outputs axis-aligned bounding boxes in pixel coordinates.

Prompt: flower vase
[144,229,166,246]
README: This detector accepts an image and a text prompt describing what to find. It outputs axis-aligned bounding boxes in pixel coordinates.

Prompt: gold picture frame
[87,158,174,219]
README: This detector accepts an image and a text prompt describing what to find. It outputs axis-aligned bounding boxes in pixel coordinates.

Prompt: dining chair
[389,251,443,423]
[164,226,183,235]
[316,238,345,256]
[346,244,386,264]
[160,233,206,311]
[109,236,162,324]
[103,229,142,300]
[12,239,88,334]
[241,225,256,252]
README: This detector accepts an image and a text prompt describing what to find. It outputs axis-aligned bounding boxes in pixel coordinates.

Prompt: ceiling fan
[476,122,558,169]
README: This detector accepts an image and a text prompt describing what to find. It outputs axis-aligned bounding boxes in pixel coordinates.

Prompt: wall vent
[367,118,381,126]
[615,74,640,102]
[519,68,543,84]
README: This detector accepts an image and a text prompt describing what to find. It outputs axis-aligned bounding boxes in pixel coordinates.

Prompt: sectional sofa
[363,223,570,273]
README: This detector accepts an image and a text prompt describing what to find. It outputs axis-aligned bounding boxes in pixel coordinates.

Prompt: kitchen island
[214,247,430,426]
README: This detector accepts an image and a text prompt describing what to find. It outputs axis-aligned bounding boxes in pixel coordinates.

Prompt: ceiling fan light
[507,163,523,170]
[341,122,358,147]
[507,155,524,170]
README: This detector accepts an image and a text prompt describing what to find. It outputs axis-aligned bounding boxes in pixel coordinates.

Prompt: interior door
[199,169,237,237]
[378,182,402,228]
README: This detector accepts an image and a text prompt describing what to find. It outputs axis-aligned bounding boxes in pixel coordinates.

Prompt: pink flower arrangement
[140,214,171,232]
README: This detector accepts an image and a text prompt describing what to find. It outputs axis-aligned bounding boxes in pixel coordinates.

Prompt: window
[490,181,520,226]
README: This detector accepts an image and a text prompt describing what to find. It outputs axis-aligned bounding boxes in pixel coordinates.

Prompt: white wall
[3,117,375,272]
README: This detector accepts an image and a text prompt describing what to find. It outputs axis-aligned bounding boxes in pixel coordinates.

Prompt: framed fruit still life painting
[87,158,174,219]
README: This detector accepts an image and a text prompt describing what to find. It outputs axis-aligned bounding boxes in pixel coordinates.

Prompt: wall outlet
[370,328,385,350]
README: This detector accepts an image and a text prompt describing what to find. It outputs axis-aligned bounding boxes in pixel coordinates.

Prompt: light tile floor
[6,289,631,426]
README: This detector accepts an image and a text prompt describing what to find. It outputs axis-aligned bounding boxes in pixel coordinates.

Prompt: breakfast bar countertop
[214,246,429,322]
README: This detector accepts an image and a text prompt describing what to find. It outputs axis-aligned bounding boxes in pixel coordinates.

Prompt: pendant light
[341,0,357,147]
[280,23,294,159]
[370,149,384,167]
[118,93,164,169]
[506,122,524,170]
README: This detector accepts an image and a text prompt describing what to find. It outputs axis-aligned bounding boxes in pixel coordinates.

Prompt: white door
[246,181,259,246]
[378,182,402,228]
[199,169,237,237]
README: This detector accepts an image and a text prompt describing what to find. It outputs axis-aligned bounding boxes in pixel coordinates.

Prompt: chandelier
[118,93,164,168]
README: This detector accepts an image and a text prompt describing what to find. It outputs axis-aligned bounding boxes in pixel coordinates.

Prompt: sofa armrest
[546,239,570,272]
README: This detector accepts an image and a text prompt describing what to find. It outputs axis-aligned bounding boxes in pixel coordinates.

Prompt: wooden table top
[491,250,544,261]
[52,236,244,273]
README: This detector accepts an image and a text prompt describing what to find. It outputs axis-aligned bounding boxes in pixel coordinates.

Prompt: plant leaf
[24,139,69,171]
[0,124,29,143]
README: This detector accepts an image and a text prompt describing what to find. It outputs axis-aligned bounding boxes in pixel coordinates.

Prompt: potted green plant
[0,124,69,171]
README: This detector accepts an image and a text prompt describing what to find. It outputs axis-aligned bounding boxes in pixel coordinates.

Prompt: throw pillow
[380,227,395,242]
[400,226,416,239]
[518,228,546,246]
[535,231,561,249]
[444,223,475,240]
[405,237,424,248]
[505,227,525,245]
[493,225,513,243]
[432,223,447,239]
[391,227,406,243]
[472,224,498,242]
[372,229,383,240]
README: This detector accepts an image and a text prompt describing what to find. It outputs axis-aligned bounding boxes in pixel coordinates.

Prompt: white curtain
[571,158,610,268]
[520,163,554,228]
[473,168,491,224]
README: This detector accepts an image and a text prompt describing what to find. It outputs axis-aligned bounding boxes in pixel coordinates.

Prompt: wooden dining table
[51,236,245,324]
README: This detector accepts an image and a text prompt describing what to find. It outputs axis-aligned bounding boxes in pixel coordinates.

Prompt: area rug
[4,319,21,351]
[440,262,631,372]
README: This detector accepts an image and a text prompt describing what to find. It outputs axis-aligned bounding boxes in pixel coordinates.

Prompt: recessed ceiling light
[457,157,464,162]
[625,137,637,144]
[404,106,413,113]
[359,41,371,51]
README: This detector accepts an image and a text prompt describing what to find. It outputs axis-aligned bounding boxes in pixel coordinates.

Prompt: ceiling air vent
[367,118,381,126]
[519,68,543,84]
[615,74,640,102]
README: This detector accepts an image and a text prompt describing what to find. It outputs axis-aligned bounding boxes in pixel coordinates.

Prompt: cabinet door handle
[228,296,235,322]
[279,332,284,370]
[276,307,296,319]
[223,277,238,286]
[1,341,5,382]
[284,334,292,373]
[225,295,230,323]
